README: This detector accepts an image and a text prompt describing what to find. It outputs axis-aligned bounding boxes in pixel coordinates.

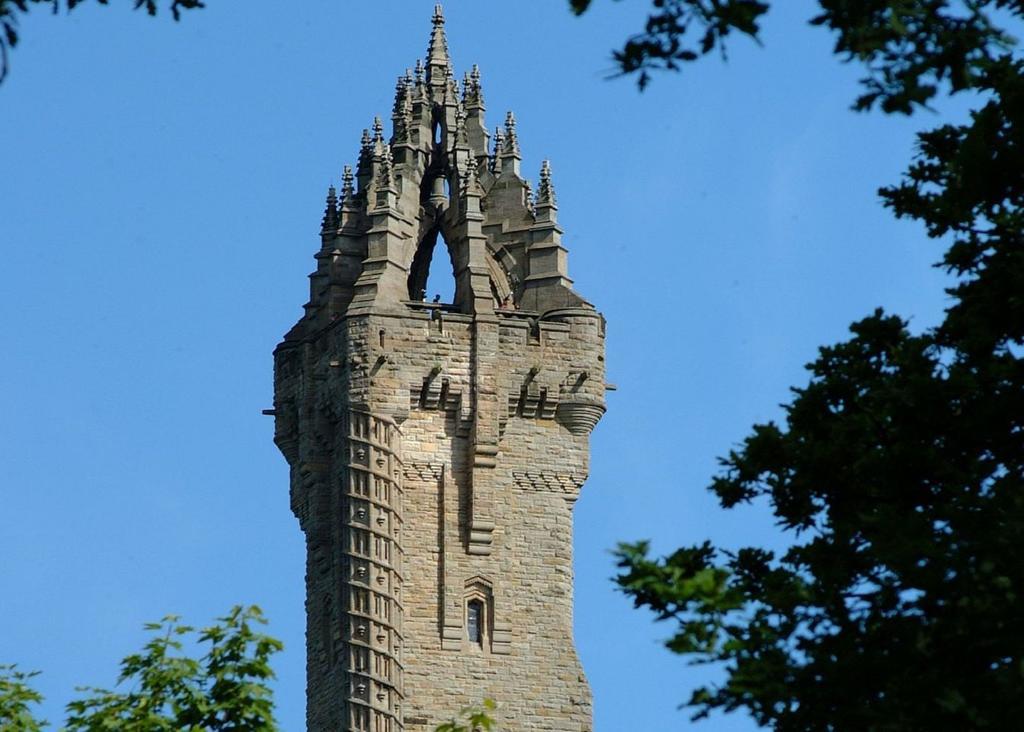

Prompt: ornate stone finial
[372,116,384,145]
[379,145,394,182]
[470,64,484,108]
[393,74,408,116]
[454,106,469,148]
[393,76,413,144]
[399,95,414,145]
[444,64,458,102]
[358,128,374,171]
[321,184,338,232]
[537,160,556,206]
[461,156,480,198]
[341,165,355,204]
[411,60,427,104]
[491,126,505,173]
[503,110,521,159]
[462,65,484,109]
[375,145,396,207]
[426,3,451,83]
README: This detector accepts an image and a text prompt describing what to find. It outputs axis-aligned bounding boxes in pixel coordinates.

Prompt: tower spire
[426,4,450,85]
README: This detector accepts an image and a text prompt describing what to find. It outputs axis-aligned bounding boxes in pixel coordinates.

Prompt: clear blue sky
[1,1,957,729]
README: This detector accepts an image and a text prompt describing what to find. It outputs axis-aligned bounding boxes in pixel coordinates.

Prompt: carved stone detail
[512,471,586,494]
[342,411,404,732]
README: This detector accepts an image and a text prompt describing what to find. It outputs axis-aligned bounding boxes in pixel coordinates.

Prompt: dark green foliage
[1,606,282,731]
[570,0,769,89]
[573,0,1024,728]
[810,1,1019,112]
[617,308,1024,728]
[0,0,203,84]
[883,57,1024,352]
[574,1,1020,112]
[0,666,46,732]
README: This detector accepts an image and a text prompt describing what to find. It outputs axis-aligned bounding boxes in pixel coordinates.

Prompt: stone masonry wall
[275,304,605,731]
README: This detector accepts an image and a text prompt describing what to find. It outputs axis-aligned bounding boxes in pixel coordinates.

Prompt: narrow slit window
[467,599,483,645]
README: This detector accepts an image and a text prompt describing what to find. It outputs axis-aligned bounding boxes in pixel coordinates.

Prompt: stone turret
[272,7,605,731]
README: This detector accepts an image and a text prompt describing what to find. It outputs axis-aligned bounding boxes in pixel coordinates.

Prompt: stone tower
[271,7,606,730]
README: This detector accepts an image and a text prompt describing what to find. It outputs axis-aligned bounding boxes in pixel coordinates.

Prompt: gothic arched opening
[408,228,456,305]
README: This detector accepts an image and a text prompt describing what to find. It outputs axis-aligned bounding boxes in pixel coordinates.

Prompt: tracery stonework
[272,6,606,730]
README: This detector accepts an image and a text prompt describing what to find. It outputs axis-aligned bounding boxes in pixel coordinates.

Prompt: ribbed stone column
[343,411,405,732]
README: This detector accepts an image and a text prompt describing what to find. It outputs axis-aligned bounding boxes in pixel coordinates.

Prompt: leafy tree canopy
[572,1,1024,729]
[0,0,203,83]
[0,606,282,731]
[0,666,46,732]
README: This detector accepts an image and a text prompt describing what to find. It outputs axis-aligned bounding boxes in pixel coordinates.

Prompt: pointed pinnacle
[393,75,408,116]
[461,157,478,194]
[414,59,424,84]
[376,145,395,190]
[372,116,384,144]
[322,184,338,230]
[491,126,504,172]
[395,92,414,144]
[537,160,556,206]
[454,107,469,149]
[470,64,484,107]
[341,165,355,202]
[503,111,521,159]
[426,3,451,80]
